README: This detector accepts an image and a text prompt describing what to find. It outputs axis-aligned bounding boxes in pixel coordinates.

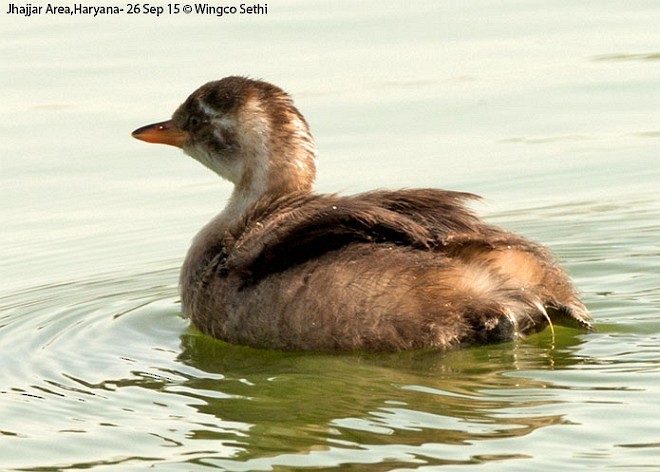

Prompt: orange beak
[131,120,188,148]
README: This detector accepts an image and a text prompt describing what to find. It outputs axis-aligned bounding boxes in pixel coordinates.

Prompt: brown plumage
[132,76,592,351]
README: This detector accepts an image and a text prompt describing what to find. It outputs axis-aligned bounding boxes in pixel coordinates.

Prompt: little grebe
[132,76,592,351]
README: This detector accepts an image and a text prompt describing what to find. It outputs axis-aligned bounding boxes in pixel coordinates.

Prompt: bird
[132,76,592,352]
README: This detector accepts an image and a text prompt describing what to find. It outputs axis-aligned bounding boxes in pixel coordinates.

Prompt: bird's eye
[189,116,201,128]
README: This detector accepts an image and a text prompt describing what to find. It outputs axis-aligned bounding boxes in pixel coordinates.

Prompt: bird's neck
[222,140,317,227]
[220,104,318,226]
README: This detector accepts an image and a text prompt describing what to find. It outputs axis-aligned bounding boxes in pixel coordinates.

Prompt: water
[1,1,659,470]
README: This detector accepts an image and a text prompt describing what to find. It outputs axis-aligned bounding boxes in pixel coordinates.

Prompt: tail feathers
[464,295,593,346]
[459,291,548,344]
[448,269,593,346]
[438,244,593,346]
[546,302,593,331]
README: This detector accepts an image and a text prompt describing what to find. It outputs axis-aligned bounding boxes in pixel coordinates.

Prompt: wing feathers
[225,189,481,283]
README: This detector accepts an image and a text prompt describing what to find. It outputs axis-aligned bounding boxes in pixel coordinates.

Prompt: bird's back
[180,189,591,351]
